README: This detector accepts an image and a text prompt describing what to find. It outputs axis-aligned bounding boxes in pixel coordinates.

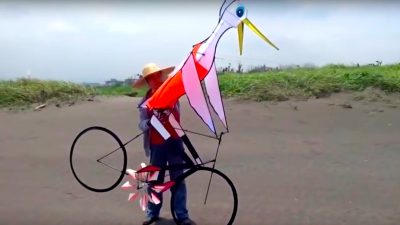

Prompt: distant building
[124,78,134,85]
[105,78,124,86]
[82,82,101,87]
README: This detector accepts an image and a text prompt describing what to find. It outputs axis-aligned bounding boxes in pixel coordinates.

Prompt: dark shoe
[180,218,195,225]
[142,217,159,225]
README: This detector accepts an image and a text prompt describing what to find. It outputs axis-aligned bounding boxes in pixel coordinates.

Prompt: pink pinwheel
[121,163,175,211]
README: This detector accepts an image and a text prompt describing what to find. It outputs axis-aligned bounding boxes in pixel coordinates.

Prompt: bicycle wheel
[70,126,127,192]
[170,167,238,225]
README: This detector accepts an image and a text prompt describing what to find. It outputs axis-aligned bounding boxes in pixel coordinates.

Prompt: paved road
[1,96,399,225]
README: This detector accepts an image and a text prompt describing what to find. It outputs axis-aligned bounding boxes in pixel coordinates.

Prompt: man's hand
[158,111,170,124]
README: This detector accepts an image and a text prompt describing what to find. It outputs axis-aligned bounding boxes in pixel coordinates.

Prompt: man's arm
[138,107,150,132]
[138,93,151,132]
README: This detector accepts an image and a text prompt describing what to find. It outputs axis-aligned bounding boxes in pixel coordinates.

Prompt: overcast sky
[0,0,399,83]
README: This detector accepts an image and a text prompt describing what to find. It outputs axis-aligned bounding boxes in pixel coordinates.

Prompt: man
[133,63,193,225]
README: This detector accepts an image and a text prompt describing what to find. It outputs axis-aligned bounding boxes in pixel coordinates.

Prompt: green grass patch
[2,63,399,107]
[0,78,96,107]
[219,64,400,101]
[95,85,146,97]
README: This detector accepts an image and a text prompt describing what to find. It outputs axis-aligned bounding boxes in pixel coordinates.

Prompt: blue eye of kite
[236,6,245,17]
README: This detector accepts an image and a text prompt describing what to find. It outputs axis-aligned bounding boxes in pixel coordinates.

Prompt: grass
[96,85,147,97]
[1,63,399,108]
[0,78,96,108]
[219,64,400,101]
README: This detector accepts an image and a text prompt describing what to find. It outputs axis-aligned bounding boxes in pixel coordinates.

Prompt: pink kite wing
[151,185,164,193]
[121,181,136,190]
[128,192,140,202]
[148,171,159,181]
[140,195,148,211]
[137,165,160,182]
[204,62,227,128]
[182,54,216,134]
[151,181,175,193]
[126,169,137,180]
[137,165,161,173]
[150,193,161,205]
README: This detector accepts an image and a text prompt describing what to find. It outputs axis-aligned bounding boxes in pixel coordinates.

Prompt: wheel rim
[69,126,127,192]
[170,167,238,225]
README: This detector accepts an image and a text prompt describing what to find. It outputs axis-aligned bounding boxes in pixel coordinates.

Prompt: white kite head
[219,0,279,54]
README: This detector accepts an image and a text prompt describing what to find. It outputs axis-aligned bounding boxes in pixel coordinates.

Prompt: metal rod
[172,127,219,140]
[96,132,144,162]
[203,132,224,205]
[212,132,224,169]
[97,159,129,175]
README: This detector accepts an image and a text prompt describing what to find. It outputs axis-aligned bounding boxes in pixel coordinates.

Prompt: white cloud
[0,1,399,82]
[106,22,145,34]
[47,20,77,33]
[92,18,146,34]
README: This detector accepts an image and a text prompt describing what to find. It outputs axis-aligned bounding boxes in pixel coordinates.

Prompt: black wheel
[70,126,127,192]
[170,167,238,225]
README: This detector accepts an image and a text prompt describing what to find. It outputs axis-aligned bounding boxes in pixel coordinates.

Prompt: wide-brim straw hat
[132,63,175,88]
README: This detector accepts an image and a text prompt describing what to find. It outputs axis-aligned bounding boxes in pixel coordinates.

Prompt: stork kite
[124,0,279,207]
[141,0,279,137]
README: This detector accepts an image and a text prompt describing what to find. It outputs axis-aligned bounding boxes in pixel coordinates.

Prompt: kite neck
[206,21,231,48]
[196,21,232,63]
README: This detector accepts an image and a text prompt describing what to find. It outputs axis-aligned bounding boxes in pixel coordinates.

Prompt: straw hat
[132,63,175,88]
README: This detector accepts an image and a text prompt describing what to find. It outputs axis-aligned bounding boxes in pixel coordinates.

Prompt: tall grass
[0,78,96,107]
[219,64,400,101]
[96,85,147,97]
[1,64,399,107]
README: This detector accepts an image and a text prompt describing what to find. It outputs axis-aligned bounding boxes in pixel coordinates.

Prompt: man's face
[146,72,163,91]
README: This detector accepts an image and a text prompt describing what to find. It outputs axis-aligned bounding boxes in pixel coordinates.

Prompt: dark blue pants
[147,138,189,220]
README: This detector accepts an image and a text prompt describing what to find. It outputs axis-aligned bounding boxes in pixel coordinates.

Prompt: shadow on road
[154,218,176,225]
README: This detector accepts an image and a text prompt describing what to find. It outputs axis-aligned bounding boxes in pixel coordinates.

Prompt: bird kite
[123,0,278,208]
[142,0,278,135]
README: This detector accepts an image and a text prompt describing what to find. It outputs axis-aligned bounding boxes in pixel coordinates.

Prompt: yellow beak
[238,18,279,55]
